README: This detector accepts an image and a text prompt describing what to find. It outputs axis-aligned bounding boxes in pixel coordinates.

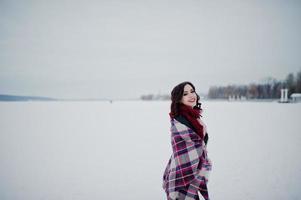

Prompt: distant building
[290,93,301,102]
[279,88,289,103]
[228,95,246,101]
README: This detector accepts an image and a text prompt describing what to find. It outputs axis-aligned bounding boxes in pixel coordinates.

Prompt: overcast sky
[1,0,301,99]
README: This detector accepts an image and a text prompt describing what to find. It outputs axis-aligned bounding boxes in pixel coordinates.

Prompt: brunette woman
[162,81,212,200]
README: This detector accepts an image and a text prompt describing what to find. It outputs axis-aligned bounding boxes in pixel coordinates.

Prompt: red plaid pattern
[163,119,212,200]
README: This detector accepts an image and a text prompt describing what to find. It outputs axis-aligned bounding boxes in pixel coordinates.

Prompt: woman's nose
[188,93,194,97]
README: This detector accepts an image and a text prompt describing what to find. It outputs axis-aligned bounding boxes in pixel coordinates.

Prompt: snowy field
[0,100,300,200]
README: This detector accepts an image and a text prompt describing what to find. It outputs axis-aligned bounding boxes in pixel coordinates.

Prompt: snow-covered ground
[0,100,300,200]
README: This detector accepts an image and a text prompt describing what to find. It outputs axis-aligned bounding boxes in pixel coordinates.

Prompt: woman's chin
[186,102,196,107]
[182,101,196,107]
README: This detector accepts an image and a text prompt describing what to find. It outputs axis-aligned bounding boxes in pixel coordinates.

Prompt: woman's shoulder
[173,115,195,131]
[170,115,195,134]
[170,116,203,142]
[170,117,185,130]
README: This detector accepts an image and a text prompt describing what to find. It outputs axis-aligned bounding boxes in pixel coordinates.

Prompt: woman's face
[181,84,197,108]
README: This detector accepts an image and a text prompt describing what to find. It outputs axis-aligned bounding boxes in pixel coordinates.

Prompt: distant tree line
[140,94,170,100]
[208,70,301,99]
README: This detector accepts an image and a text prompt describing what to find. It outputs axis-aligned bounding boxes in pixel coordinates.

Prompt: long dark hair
[170,81,201,118]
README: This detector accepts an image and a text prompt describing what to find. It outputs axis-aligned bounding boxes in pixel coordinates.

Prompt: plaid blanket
[162,118,212,199]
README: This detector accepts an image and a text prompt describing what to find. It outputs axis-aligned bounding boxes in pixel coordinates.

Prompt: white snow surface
[0,101,300,200]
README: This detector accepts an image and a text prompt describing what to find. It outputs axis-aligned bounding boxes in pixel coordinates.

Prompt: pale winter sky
[1,0,300,99]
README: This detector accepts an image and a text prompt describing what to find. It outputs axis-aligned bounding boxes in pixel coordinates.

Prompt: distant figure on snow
[162,81,212,200]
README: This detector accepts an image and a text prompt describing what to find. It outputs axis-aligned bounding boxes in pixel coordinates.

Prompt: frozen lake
[0,100,300,200]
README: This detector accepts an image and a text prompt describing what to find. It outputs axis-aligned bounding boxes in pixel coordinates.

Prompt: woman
[162,81,212,200]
